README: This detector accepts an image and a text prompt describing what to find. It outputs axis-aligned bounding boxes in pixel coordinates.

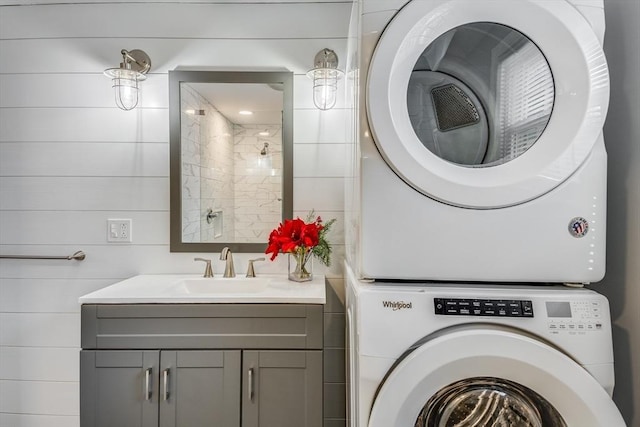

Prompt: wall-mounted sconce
[306,48,343,110]
[104,49,151,111]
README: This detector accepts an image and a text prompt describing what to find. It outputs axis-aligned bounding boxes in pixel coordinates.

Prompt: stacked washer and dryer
[344,0,626,425]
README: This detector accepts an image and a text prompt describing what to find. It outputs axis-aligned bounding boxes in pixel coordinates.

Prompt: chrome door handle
[163,368,170,401]
[248,368,254,402]
[144,368,152,400]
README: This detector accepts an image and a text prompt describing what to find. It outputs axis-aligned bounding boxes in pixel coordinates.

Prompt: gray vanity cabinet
[159,350,241,427]
[243,351,322,427]
[80,350,159,427]
[81,350,241,427]
[80,304,324,427]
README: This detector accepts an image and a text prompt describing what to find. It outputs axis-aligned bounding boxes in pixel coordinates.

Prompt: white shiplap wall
[0,2,351,426]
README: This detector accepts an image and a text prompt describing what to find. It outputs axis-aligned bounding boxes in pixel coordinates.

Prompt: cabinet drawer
[81,304,323,350]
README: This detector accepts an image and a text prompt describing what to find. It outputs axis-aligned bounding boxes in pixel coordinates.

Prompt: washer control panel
[546,300,604,334]
[434,298,534,317]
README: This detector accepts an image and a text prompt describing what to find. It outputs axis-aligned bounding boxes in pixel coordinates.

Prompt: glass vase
[288,250,313,282]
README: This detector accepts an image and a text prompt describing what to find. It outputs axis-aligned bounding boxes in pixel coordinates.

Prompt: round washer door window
[367,0,609,208]
[408,22,554,168]
[415,377,566,427]
[367,328,625,427]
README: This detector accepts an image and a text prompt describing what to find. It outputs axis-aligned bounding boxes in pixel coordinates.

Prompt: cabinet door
[159,350,241,427]
[243,350,322,427]
[80,350,159,427]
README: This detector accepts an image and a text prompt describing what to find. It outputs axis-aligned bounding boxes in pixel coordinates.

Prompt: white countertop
[78,274,326,304]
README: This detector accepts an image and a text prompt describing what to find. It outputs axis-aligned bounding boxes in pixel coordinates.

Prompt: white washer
[346,0,610,283]
[345,264,625,426]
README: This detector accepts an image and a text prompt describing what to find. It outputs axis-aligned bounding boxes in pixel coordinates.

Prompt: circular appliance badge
[568,217,589,238]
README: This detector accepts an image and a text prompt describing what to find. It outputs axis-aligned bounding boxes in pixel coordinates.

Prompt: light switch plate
[107,219,132,243]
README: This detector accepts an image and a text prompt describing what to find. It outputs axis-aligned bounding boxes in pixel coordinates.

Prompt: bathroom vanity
[78,275,343,427]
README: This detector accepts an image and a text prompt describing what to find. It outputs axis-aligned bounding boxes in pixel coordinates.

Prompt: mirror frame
[169,70,293,252]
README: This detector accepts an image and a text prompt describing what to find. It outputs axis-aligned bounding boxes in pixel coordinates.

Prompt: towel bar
[0,250,86,261]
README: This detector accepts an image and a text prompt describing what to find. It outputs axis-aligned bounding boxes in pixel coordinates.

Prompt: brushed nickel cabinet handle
[163,368,170,401]
[144,368,152,400]
[248,368,254,402]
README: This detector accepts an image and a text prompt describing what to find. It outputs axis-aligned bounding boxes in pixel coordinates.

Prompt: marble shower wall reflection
[233,124,282,242]
[181,84,282,243]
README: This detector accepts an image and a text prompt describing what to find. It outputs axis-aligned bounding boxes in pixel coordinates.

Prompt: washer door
[368,328,625,427]
[367,0,609,208]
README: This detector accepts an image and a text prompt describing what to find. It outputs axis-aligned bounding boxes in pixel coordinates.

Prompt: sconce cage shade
[307,49,343,110]
[104,49,151,111]
[104,68,146,111]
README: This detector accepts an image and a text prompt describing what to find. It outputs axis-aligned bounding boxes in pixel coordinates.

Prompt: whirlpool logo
[382,300,413,311]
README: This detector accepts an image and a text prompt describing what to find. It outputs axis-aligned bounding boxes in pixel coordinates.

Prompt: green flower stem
[290,248,313,281]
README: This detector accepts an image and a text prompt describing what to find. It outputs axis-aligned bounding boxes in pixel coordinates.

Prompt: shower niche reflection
[169,71,293,252]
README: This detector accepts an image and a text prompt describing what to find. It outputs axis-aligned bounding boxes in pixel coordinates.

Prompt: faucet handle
[246,257,266,278]
[194,257,213,278]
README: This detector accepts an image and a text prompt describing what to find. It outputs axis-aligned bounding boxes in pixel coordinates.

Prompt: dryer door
[367,0,609,208]
[368,328,625,426]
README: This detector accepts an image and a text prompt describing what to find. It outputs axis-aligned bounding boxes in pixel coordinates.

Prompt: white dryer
[345,264,625,426]
[345,0,610,283]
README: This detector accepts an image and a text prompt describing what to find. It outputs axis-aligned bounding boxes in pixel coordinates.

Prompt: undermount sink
[178,277,270,295]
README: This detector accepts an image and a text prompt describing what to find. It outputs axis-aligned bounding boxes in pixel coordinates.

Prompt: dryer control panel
[434,298,534,317]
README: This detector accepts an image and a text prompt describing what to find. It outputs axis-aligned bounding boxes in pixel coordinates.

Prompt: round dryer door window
[367,0,609,208]
[407,23,554,168]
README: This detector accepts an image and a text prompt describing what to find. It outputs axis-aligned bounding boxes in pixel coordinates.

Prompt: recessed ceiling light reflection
[239,110,253,115]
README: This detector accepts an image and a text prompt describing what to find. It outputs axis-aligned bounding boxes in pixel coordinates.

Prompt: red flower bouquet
[265,212,335,282]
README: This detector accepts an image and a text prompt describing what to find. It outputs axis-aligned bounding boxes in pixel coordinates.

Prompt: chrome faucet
[220,247,235,278]
[194,257,213,278]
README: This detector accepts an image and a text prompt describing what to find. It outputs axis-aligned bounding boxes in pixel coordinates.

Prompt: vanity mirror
[169,70,293,252]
